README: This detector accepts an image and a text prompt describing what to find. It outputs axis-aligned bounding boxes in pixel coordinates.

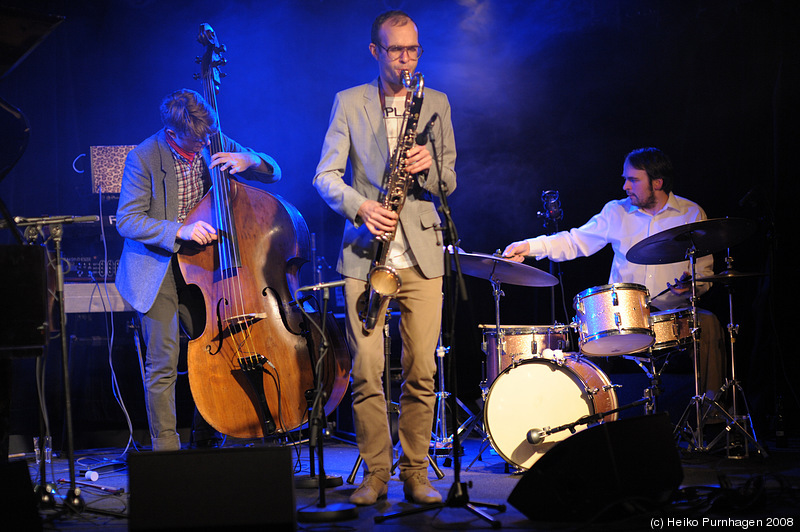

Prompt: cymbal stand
[465,275,506,472]
[703,254,765,458]
[430,333,453,465]
[430,332,486,468]
[672,248,767,456]
[673,245,711,449]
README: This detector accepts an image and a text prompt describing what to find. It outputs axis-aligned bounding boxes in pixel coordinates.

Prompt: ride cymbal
[626,217,757,265]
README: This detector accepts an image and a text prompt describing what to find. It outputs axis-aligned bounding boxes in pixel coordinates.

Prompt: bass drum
[484,355,618,470]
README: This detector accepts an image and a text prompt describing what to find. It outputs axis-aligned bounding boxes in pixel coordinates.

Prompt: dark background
[1,0,796,446]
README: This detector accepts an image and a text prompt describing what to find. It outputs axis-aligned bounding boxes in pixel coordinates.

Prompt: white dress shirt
[525,192,714,309]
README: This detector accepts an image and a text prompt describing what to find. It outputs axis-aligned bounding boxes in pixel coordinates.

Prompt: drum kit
[455,217,765,471]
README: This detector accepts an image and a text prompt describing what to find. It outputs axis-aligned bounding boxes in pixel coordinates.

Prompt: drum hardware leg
[671,247,712,451]
[673,251,767,457]
[622,353,666,414]
[465,433,493,471]
[430,340,453,465]
[714,260,765,458]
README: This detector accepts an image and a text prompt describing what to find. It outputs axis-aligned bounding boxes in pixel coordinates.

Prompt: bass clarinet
[362,70,425,332]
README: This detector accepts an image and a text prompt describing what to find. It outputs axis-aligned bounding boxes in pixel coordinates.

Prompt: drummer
[502,147,725,400]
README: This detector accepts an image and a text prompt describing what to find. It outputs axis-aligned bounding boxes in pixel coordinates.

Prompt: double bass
[178,24,350,439]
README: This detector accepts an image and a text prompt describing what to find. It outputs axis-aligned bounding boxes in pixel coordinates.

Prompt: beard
[630,183,657,210]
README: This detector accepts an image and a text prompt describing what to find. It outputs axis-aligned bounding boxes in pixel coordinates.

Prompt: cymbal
[626,217,757,265]
[695,269,764,283]
[453,251,559,287]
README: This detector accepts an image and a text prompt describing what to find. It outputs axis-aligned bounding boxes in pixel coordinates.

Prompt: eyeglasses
[171,130,210,145]
[375,43,423,60]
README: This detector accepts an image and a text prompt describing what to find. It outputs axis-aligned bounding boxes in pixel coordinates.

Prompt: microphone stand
[15,215,98,513]
[376,128,505,528]
[295,285,357,523]
[537,191,560,325]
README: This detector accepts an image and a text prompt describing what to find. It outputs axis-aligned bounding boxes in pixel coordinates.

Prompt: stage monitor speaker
[0,244,49,355]
[128,446,296,531]
[0,460,42,531]
[508,413,682,523]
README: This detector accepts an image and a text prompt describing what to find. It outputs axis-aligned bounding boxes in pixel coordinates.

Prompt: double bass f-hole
[177,23,351,440]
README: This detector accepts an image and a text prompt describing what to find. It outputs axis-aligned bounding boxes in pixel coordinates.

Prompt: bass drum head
[483,356,618,470]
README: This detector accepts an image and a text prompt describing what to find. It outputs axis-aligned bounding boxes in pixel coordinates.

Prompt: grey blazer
[115,129,280,313]
[313,78,457,281]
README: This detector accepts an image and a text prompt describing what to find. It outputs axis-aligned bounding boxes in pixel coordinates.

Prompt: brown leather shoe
[401,471,442,504]
[349,473,388,505]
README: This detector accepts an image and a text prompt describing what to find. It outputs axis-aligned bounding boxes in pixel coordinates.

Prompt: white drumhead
[484,359,595,470]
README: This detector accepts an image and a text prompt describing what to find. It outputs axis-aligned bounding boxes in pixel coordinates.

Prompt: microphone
[541,190,562,222]
[415,113,438,145]
[297,279,346,292]
[526,428,547,445]
[738,187,757,207]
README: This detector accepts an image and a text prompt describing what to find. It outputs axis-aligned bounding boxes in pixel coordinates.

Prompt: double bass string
[201,70,260,376]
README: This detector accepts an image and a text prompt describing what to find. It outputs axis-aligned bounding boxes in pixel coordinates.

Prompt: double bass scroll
[178,23,350,439]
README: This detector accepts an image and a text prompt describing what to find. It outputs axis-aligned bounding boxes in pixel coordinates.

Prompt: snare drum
[483,356,618,470]
[651,308,693,351]
[480,325,570,382]
[574,283,653,356]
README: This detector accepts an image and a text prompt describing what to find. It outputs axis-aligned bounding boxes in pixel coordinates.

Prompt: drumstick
[652,273,693,301]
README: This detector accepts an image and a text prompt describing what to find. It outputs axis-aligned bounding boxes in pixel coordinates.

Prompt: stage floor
[11,425,800,531]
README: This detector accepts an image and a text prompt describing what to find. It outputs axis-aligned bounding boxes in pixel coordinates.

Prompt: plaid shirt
[167,145,206,223]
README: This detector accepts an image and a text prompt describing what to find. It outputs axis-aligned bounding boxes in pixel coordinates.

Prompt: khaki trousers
[344,267,442,480]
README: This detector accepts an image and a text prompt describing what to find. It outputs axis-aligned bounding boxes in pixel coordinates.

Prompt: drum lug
[614,312,622,329]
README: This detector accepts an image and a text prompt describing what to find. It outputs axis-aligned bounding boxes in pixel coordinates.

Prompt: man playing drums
[502,147,725,400]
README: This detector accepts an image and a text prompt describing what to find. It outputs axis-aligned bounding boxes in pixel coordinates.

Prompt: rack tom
[573,283,653,356]
[480,324,570,382]
[650,308,694,352]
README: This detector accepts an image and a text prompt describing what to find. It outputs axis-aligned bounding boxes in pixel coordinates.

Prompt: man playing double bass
[116,89,281,451]
[314,10,457,505]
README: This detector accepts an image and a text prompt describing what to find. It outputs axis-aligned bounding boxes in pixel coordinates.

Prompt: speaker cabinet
[128,446,296,531]
[508,413,682,522]
[0,460,42,531]
[0,245,49,355]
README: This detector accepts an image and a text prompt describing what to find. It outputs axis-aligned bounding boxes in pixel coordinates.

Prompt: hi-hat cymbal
[695,269,764,283]
[626,217,757,265]
[453,251,559,287]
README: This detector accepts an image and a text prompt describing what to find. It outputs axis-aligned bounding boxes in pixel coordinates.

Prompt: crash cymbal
[626,217,757,265]
[453,251,559,287]
[695,269,764,283]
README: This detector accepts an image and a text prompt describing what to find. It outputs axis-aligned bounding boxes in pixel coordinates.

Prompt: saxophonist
[313,10,457,506]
